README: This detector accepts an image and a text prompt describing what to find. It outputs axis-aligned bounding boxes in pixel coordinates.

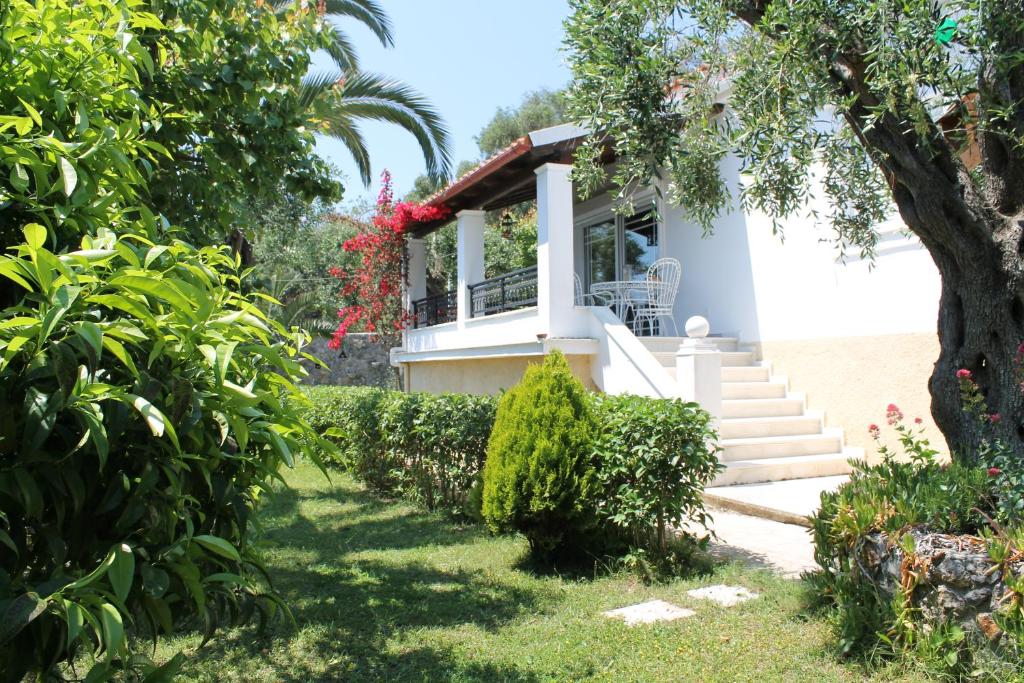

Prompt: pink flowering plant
[957,350,1024,524]
[869,403,938,467]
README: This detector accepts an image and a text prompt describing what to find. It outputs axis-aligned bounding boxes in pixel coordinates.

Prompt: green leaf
[0,593,48,645]
[108,543,135,602]
[64,601,85,649]
[23,223,47,250]
[193,534,241,562]
[935,17,957,46]
[98,603,125,662]
[59,157,78,197]
[127,394,167,438]
[63,549,117,591]
[109,275,193,313]
[17,96,42,127]
[10,162,29,192]
[73,321,103,358]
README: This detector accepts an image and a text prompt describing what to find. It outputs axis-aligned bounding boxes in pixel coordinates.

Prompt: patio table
[590,280,648,324]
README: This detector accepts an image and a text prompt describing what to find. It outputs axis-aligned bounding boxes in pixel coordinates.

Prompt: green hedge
[303,380,721,562]
[302,386,496,514]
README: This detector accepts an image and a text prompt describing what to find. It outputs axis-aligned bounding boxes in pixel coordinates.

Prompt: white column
[405,238,427,306]
[676,338,722,421]
[456,210,486,326]
[535,163,575,338]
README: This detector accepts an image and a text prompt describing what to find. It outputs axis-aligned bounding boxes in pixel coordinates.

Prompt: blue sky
[313,1,571,207]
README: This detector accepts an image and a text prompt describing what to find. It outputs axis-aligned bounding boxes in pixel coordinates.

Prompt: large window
[583,209,659,287]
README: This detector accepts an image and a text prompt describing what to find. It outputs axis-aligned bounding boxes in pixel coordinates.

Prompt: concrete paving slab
[602,599,695,626]
[682,509,818,578]
[704,475,849,527]
[687,585,758,607]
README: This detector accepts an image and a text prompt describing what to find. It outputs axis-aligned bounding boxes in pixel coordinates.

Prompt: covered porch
[394,124,712,404]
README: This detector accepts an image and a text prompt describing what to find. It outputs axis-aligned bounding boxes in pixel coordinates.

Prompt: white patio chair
[630,258,681,336]
[574,273,613,307]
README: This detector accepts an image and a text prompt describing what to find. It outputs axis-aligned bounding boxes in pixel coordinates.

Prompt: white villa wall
[660,153,944,454]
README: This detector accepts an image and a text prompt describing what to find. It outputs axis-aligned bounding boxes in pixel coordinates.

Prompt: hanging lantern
[500,211,515,240]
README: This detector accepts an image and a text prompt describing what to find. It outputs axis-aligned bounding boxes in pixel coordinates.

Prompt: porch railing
[411,289,457,329]
[468,265,538,318]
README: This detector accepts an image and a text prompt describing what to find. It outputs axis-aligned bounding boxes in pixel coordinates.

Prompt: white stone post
[675,316,722,420]
[535,163,575,338]
[455,210,486,327]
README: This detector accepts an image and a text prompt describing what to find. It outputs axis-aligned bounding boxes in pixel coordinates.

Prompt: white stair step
[720,351,755,367]
[722,397,804,418]
[719,414,823,439]
[721,382,786,400]
[719,431,843,461]
[710,449,862,487]
[652,351,678,368]
[721,365,770,382]
[639,336,738,353]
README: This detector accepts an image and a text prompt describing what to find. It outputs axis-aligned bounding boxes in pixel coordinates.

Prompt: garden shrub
[302,386,496,513]
[0,228,332,680]
[809,405,994,658]
[481,351,598,558]
[590,394,721,559]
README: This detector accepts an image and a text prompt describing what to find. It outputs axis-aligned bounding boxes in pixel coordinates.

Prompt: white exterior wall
[660,154,941,343]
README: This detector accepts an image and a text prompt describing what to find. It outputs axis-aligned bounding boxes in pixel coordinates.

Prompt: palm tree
[281,0,453,185]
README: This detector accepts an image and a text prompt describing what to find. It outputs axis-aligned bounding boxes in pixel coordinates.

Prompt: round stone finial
[685,316,710,338]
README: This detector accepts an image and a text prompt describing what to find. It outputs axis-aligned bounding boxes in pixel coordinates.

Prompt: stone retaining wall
[301,333,396,388]
[858,528,1022,643]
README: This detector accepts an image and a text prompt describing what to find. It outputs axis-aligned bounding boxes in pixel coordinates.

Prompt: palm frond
[321,23,359,73]
[323,0,393,47]
[316,72,453,183]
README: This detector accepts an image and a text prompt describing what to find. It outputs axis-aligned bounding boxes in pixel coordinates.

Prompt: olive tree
[564,0,1024,460]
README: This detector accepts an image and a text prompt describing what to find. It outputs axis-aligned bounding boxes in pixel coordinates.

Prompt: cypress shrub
[481,351,598,558]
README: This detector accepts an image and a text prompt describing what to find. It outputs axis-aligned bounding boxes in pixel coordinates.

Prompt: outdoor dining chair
[574,273,614,307]
[629,257,682,336]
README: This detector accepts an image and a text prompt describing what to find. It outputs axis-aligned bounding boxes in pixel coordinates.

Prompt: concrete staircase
[639,337,862,487]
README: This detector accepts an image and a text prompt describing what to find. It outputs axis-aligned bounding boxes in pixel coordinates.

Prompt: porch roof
[407,123,601,237]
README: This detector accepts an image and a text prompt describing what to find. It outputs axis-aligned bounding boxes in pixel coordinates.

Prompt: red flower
[989,413,1002,424]
[868,423,880,435]
[956,368,972,380]
[914,417,923,424]
[886,403,899,413]
[989,467,1001,477]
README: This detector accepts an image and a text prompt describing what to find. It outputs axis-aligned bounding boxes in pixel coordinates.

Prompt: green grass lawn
[158,458,930,682]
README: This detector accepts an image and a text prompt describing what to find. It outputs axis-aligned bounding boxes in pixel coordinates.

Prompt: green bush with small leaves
[481,352,599,558]
[302,386,496,514]
[0,227,332,680]
[590,394,721,556]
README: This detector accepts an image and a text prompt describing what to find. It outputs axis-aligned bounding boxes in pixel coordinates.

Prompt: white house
[393,123,942,487]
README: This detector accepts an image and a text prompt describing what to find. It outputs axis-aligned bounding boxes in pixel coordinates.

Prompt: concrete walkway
[704,475,849,527]
[699,507,818,578]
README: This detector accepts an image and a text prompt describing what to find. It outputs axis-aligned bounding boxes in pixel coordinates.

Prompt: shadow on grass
[176,476,552,681]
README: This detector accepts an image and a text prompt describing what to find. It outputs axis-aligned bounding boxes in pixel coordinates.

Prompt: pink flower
[989,467,1001,477]
[956,368,972,380]
[868,423,880,435]
[887,403,900,412]
[914,417,923,424]
[989,413,1002,424]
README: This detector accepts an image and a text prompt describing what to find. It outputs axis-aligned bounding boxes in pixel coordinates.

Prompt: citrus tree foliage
[0,227,330,679]
[0,0,338,252]
[0,0,336,677]
[565,0,1024,459]
[140,0,339,241]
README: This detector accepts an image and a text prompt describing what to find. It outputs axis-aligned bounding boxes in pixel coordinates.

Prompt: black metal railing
[411,289,457,328]
[468,266,538,318]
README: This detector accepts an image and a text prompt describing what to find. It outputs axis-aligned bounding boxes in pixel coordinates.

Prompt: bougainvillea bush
[328,171,449,348]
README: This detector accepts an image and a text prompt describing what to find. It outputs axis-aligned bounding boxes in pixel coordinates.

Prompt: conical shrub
[481,351,598,558]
